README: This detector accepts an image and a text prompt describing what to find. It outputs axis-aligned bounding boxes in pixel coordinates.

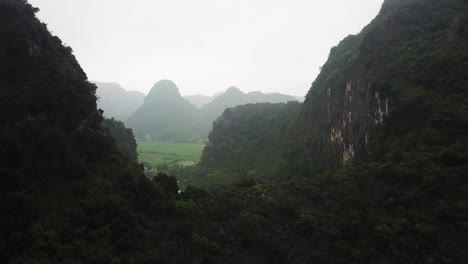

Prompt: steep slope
[278,0,468,177]
[126,80,200,141]
[0,1,170,263]
[265,0,468,261]
[95,82,144,120]
[0,0,105,184]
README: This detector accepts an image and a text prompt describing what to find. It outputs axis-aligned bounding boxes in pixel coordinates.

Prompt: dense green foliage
[176,0,468,262]
[0,0,107,187]
[102,118,139,162]
[278,0,468,177]
[192,102,301,187]
[0,1,163,262]
[1,3,313,262]
[1,0,467,263]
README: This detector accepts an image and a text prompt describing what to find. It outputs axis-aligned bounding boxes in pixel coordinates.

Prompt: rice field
[137,140,204,167]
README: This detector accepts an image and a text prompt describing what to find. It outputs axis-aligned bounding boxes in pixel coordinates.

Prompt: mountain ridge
[126,80,199,141]
[277,0,468,178]
[126,81,300,141]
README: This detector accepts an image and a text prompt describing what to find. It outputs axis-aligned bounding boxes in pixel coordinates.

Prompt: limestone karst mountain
[127,83,300,141]
[126,80,200,141]
[277,0,468,178]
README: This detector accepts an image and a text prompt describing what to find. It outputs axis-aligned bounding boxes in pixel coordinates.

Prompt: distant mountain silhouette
[95,82,144,120]
[126,80,200,141]
[201,86,246,117]
[184,88,296,109]
[198,87,298,135]
[125,81,300,141]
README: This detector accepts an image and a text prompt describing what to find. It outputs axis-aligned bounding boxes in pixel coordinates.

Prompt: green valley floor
[137,140,204,167]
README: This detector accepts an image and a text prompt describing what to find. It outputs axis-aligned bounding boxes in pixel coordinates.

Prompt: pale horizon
[29,0,384,96]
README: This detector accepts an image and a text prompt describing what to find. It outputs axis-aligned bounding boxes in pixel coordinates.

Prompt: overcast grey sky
[29,0,384,96]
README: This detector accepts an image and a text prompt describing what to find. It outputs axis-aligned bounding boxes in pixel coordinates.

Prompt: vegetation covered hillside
[278,0,468,177]
[0,1,182,263]
[179,0,468,262]
[0,0,107,187]
[126,80,201,141]
[193,102,301,187]
[197,87,299,137]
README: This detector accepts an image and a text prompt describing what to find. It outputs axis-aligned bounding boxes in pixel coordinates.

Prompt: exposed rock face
[327,80,389,166]
[278,0,468,178]
[283,76,391,175]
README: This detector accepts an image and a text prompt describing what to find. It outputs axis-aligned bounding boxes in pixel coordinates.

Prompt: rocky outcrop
[277,0,468,178]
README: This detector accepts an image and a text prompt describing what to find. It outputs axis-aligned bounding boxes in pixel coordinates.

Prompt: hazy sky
[29,0,384,96]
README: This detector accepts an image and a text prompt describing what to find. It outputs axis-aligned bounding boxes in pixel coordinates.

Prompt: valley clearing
[137,140,204,167]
